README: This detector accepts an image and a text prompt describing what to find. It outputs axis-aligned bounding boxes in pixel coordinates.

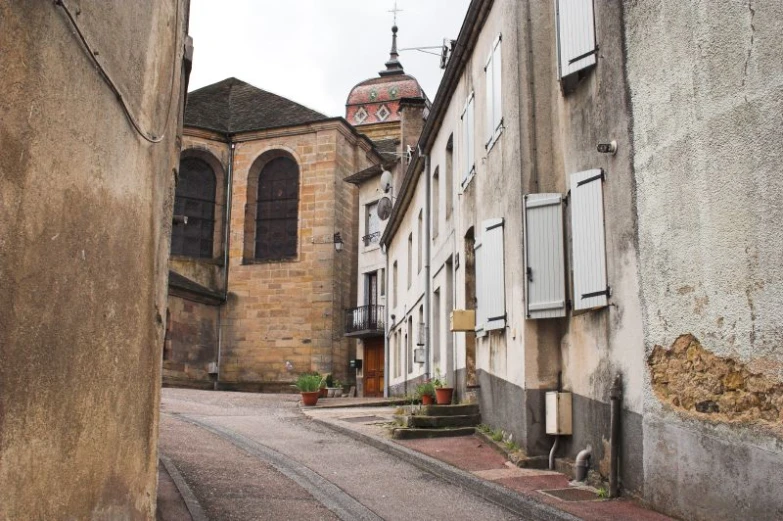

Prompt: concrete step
[420,404,480,417]
[392,427,476,440]
[407,414,481,429]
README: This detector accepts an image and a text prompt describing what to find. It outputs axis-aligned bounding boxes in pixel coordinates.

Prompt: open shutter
[461,94,475,186]
[570,169,608,310]
[525,194,566,319]
[482,218,506,331]
[492,37,502,136]
[473,236,485,336]
[556,0,597,78]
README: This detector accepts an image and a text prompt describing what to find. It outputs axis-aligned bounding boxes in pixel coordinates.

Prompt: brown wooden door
[363,338,384,397]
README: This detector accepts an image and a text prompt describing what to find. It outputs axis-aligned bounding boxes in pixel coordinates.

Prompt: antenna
[379,170,393,193]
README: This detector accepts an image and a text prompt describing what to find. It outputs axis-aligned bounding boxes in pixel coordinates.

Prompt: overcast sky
[188,0,472,117]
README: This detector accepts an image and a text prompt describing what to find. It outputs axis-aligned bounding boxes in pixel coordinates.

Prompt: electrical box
[207,362,219,375]
[450,310,475,332]
[545,391,572,435]
[349,359,362,370]
[413,348,426,364]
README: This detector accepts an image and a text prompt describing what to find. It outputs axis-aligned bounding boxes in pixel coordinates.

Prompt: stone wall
[163,295,219,388]
[0,1,188,519]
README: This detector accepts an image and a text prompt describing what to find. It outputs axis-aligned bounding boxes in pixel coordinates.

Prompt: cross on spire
[388,1,402,26]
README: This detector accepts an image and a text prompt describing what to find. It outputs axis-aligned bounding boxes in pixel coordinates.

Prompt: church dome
[346,25,426,126]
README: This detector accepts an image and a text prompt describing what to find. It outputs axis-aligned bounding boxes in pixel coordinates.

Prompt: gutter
[215,138,235,388]
[424,151,432,379]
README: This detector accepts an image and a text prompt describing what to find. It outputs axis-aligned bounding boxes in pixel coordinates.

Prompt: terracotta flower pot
[319,387,328,398]
[301,391,320,406]
[435,387,454,405]
[421,394,434,405]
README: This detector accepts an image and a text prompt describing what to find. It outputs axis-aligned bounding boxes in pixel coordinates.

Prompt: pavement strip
[171,413,383,521]
[159,455,209,521]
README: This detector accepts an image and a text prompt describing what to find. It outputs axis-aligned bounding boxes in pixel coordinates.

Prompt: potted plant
[416,381,435,405]
[319,373,329,397]
[432,368,453,405]
[296,373,323,406]
[333,379,344,398]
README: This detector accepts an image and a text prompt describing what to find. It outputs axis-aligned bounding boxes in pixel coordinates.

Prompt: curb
[159,455,209,521]
[308,415,582,521]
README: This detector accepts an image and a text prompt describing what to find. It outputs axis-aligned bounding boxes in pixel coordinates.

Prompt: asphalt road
[159,388,521,521]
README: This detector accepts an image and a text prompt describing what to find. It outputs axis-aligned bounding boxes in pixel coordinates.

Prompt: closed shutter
[524,194,566,319]
[556,0,597,78]
[478,218,505,332]
[570,169,608,310]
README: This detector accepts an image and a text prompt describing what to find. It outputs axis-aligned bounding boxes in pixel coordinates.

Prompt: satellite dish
[379,170,393,193]
[377,196,393,220]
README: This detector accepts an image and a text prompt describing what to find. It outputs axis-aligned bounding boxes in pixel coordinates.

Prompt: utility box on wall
[545,391,573,435]
[450,310,476,331]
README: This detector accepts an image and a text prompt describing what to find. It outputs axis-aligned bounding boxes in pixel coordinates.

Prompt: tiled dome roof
[345,26,426,126]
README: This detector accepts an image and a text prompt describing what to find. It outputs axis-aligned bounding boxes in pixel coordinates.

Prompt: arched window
[171,157,216,258]
[255,157,299,260]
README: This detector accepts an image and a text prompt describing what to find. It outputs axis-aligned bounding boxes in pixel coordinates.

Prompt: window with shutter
[475,218,506,336]
[570,169,608,310]
[555,0,597,79]
[524,194,566,319]
[484,35,503,148]
[460,93,475,187]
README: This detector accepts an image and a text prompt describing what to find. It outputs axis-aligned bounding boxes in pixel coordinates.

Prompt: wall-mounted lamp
[597,140,618,155]
[333,232,344,252]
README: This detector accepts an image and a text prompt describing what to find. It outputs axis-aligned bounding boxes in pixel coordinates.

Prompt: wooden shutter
[492,38,502,136]
[556,0,597,78]
[482,218,506,331]
[473,235,486,336]
[524,194,566,319]
[461,94,475,187]
[570,169,608,310]
[485,47,494,147]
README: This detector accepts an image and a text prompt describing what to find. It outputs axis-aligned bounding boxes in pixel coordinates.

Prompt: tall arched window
[255,157,299,260]
[171,157,216,258]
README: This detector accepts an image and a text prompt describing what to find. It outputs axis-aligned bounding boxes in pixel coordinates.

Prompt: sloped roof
[184,77,329,133]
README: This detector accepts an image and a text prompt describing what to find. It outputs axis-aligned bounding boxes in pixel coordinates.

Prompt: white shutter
[482,218,506,331]
[485,48,494,147]
[570,169,608,310]
[461,94,475,186]
[473,236,486,336]
[467,95,474,177]
[525,194,566,319]
[556,0,597,78]
[492,38,502,135]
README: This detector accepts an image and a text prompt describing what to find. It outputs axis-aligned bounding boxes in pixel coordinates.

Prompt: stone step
[392,427,476,440]
[407,414,481,429]
[419,404,480,417]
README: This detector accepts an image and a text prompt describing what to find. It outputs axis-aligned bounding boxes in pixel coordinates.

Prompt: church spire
[379,4,405,77]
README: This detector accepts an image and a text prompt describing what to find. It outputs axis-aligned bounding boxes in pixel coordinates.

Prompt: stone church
[164,25,427,395]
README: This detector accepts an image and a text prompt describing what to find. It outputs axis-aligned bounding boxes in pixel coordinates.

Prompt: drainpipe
[215,139,235,389]
[575,445,592,482]
[423,149,432,380]
[383,243,390,398]
[609,375,623,497]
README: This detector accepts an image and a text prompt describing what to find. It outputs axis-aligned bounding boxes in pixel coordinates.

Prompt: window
[555,0,597,80]
[445,135,454,218]
[524,194,567,319]
[394,331,401,378]
[365,271,378,306]
[380,268,386,297]
[474,218,506,336]
[417,210,423,273]
[485,34,503,148]
[407,316,413,374]
[393,261,398,306]
[570,169,608,310]
[171,157,216,258]
[407,233,413,288]
[432,167,440,239]
[255,157,299,260]
[364,201,381,246]
[460,93,475,187]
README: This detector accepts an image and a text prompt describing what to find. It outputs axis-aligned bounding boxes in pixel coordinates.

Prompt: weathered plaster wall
[0,1,187,519]
[624,0,783,519]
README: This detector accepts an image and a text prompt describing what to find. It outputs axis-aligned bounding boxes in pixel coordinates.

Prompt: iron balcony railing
[344,304,385,337]
[362,231,381,247]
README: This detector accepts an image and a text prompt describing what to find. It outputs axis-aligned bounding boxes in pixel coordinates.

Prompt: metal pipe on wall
[609,375,623,497]
[215,140,235,389]
[423,150,432,380]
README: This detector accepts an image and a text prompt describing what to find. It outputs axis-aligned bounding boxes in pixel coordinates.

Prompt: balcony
[344,304,385,338]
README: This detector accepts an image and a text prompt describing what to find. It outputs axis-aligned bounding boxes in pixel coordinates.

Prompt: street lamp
[333,232,344,252]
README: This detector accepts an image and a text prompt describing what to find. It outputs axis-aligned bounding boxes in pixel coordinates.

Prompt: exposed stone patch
[649,334,783,426]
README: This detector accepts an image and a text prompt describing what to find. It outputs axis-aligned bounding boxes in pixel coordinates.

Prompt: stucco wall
[0,1,188,519]
[163,295,219,388]
[625,1,783,519]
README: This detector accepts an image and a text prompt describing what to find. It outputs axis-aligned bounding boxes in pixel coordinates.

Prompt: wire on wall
[54,0,181,144]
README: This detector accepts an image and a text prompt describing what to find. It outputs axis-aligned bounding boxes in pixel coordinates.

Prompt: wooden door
[363,338,384,397]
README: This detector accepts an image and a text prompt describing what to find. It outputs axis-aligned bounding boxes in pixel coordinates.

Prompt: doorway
[363,337,384,397]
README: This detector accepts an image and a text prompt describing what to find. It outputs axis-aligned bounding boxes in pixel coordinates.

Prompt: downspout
[215,139,235,389]
[609,375,623,497]
[383,244,390,398]
[423,150,432,380]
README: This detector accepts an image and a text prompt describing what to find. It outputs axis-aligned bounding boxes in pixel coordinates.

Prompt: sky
[187,0,472,117]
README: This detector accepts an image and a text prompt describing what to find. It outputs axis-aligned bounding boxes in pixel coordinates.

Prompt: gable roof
[184,77,329,134]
